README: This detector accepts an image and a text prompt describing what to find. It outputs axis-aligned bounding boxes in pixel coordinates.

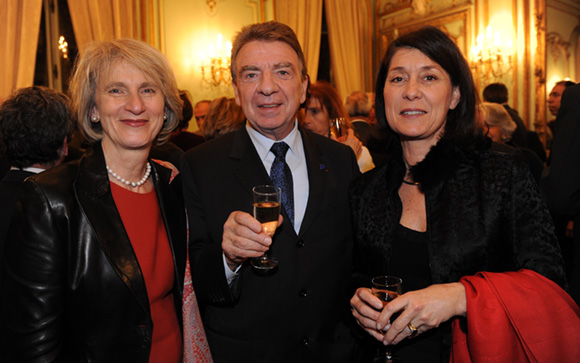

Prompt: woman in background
[302,81,375,173]
[202,96,245,140]
[480,101,543,183]
[1,39,209,362]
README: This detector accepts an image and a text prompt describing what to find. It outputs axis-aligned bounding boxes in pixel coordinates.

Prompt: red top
[111,182,182,363]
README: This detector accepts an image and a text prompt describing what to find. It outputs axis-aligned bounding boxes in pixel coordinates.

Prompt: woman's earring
[91,116,100,122]
[163,114,167,120]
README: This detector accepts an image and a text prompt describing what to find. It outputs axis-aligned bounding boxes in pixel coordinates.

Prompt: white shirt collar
[245,120,304,162]
[11,166,45,174]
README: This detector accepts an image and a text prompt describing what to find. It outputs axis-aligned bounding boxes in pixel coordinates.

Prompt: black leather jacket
[1,143,187,362]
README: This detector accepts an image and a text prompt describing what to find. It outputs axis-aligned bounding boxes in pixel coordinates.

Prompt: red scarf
[451,269,580,362]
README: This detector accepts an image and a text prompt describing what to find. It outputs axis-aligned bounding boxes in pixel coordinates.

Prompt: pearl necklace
[106,162,151,188]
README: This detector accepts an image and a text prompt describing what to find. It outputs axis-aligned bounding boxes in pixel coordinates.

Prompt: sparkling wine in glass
[329,117,345,138]
[371,275,403,363]
[250,185,281,270]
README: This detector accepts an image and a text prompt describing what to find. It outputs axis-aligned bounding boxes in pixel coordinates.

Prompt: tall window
[317,4,331,84]
[34,0,78,94]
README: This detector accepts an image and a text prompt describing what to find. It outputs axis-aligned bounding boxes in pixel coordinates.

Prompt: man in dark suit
[542,83,580,306]
[0,86,71,279]
[182,21,360,362]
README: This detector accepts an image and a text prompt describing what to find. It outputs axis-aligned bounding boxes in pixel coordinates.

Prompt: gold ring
[407,322,418,337]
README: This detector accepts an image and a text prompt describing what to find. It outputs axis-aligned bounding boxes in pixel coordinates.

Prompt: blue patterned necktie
[270,142,294,226]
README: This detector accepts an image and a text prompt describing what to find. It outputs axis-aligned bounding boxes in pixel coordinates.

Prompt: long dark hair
[375,26,479,149]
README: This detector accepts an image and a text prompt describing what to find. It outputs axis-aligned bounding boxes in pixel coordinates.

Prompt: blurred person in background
[0,86,71,282]
[483,82,547,163]
[480,102,544,183]
[345,90,374,146]
[547,80,576,136]
[193,99,211,136]
[303,81,375,173]
[201,96,245,140]
[170,90,205,151]
[543,83,580,307]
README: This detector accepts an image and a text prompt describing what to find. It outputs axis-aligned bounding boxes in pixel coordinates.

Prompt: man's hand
[222,211,283,270]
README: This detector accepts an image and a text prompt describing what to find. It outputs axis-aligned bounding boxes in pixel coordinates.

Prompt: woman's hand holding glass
[330,128,363,158]
[351,282,467,345]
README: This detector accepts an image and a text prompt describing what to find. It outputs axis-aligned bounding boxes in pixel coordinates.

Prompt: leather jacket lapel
[73,144,150,316]
[151,162,186,299]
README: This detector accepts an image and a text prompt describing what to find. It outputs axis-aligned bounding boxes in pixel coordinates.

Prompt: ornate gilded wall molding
[534,0,546,125]
[546,32,571,62]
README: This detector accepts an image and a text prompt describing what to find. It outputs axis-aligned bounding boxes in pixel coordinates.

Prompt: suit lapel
[230,128,273,202]
[228,127,328,237]
[298,129,327,237]
[74,144,150,316]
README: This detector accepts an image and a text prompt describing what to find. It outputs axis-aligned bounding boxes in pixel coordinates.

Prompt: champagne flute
[329,117,345,138]
[371,275,403,363]
[250,185,281,270]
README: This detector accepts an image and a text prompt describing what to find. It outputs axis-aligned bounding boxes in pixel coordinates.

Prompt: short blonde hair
[68,38,181,145]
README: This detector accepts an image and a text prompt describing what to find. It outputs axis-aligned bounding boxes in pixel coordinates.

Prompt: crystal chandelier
[470,26,514,82]
[200,34,232,87]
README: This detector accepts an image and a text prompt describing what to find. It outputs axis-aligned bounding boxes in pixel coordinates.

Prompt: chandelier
[58,35,69,59]
[470,26,514,82]
[200,34,232,87]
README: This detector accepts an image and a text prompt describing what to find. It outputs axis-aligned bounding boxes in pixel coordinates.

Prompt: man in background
[0,86,71,277]
[547,80,576,133]
[193,99,211,135]
[542,83,580,306]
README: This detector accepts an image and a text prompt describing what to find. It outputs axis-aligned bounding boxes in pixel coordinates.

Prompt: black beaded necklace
[401,179,421,186]
[402,159,421,186]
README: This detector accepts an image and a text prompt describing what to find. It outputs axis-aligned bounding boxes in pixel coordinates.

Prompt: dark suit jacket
[351,118,373,146]
[0,169,35,283]
[503,105,528,148]
[542,83,580,305]
[181,126,360,363]
[1,143,187,362]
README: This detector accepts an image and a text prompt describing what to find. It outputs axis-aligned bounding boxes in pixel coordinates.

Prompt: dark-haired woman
[349,26,578,362]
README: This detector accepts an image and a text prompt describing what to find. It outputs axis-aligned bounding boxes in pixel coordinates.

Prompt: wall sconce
[58,35,69,59]
[470,26,513,82]
[200,34,232,87]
